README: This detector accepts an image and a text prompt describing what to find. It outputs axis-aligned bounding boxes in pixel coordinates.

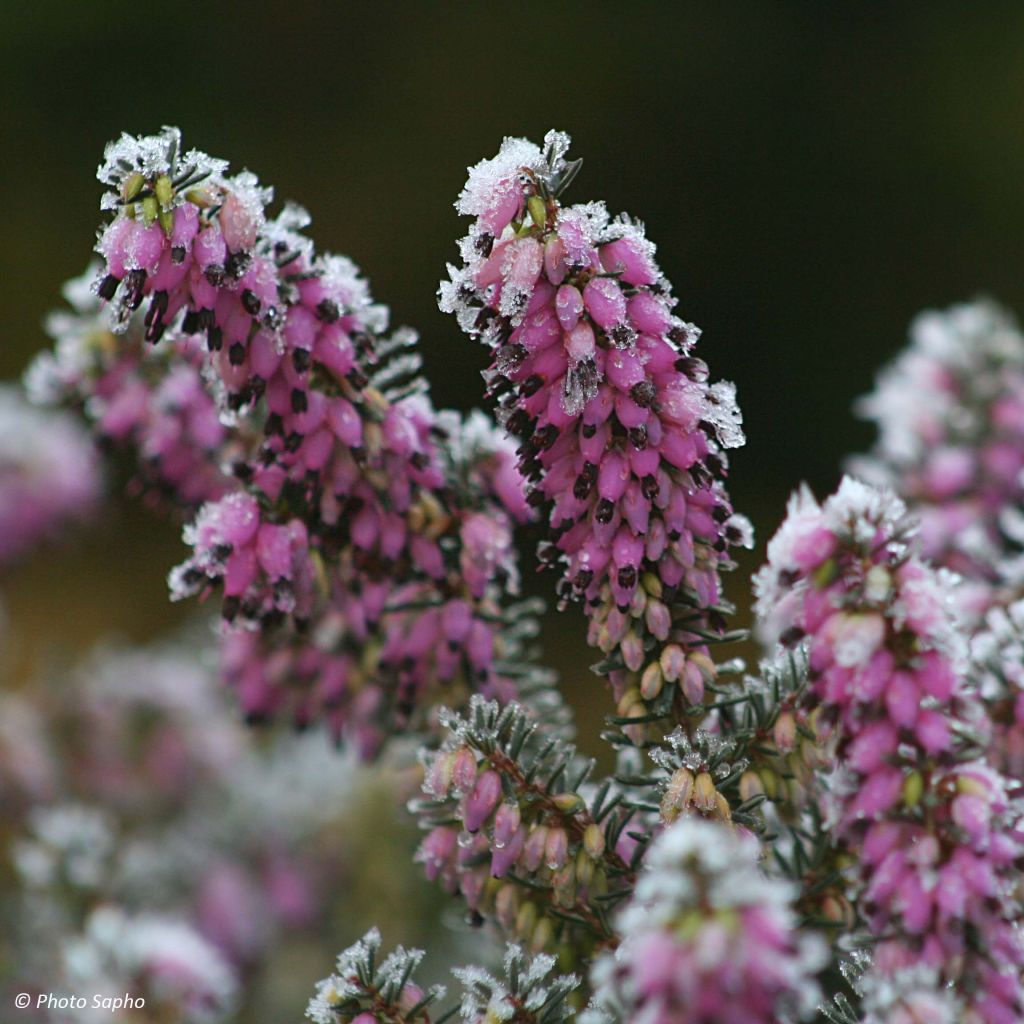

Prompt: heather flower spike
[756,475,1024,1022]
[27,264,232,511]
[55,126,562,756]
[442,131,753,737]
[853,299,1024,620]
[583,818,826,1024]
[306,928,444,1024]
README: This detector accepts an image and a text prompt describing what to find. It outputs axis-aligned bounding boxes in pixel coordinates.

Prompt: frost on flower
[970,597,1024,778]
[584,818,825,1024]
[442,129,752,741]
[757,475,1024,1022]
[853,299,1024,618]
[35,126,563,758]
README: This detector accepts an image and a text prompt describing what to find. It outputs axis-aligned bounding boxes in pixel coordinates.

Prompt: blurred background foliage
[4,0,1024,1004]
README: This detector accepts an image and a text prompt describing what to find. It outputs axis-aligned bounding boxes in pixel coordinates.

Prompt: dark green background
[4,0,1024,715]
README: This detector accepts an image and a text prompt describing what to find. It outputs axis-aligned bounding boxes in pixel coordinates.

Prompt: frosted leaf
[542,130,573,175]
[703,380,745,448]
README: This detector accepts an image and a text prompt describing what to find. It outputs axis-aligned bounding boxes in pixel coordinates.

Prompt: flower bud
[544,826,569,870]
[661,767,694,822]
[493,802,522,846]
[660,644,686,683]
[681,659,705,704]
[583,823,606,860]
[522,825,549,873]
[693,771,717,813]
[515,901,538,939]
[529,916,555,953]
[640,662,664,701]
[575,847,594,887]
[739,770,765,803]
[773,711,797,754]
[451,747,478,794]
[464,769,502,833]
[903,770,924,809]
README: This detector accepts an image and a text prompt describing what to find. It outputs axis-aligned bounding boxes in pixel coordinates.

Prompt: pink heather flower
[0,384,101,565]
[28,264,232,511]
[441,131,752,723]
[74,128,552,754]
[853,299,1024,619]
[583,819,825,1024]
[27,260,232,507]
[171,492,315,627]
[756,475,1024,1019]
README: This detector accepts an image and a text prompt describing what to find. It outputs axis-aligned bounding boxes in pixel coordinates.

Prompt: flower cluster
[27,265,231,511]
[440,131,752,733]
[853,299,1024,619]
[755,476,1024,1022]
[0,385,100,566]
[583,818,825,1024]
[35,127,556,757]
[411,697,634,964]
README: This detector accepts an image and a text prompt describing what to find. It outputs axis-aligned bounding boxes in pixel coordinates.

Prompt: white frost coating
[622,818,792,927]
[318,253,389,333]
[754,478,911,636]
[703,380,746,448]
[306,929,445,1024]
[452,944,578,1023]
[826,476,908,546]
[259,201,315,262]
[456,136,545,217]
[831,612,886,668]
[858,299,1024,467]
[96,126,229,210]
